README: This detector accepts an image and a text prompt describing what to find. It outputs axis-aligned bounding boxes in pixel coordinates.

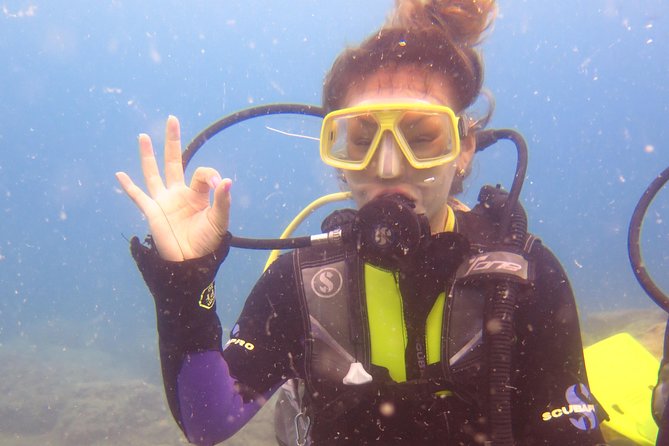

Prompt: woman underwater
[116,0,607,444]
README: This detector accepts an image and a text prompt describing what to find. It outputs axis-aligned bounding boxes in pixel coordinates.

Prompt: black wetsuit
[132,214,607,445]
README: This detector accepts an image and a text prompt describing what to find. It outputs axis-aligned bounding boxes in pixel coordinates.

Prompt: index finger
[164,115,185,188]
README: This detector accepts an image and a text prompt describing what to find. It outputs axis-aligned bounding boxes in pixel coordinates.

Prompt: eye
[348,125,376,148]
[353,136,373,146]
[408,132,438,144]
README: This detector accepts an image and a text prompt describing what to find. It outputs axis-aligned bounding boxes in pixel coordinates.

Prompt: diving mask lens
[320,104,461,170]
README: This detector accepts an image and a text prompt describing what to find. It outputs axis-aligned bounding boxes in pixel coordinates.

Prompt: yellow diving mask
[320,103,464,171]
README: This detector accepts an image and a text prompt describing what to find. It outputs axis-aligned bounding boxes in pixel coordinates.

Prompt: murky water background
[1,0,667,444]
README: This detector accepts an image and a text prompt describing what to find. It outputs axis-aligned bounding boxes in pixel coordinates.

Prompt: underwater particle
[574,259,583,269]
[618,175,626,183]
[270,80,285,95]
[59,208,67,221]
[646,39,654,45]
[644,144,654,154]
[2,4,37,18]
[579,57,591,75]
[486,317,503,335]
[622,18,632,31]
[379,401,395,417]
[265,126,319,141]
[264,191,281,201]
[149,46,161,63]
[473,433,488,444]
[102,87,122,94]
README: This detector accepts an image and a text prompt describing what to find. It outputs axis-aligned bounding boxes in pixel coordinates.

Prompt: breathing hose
[181,103,328,252]
[475,128,529,445]
[182,103,325,169]
[628,166,669,313]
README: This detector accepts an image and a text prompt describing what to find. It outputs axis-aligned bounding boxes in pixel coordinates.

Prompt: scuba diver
[116,0,608,444]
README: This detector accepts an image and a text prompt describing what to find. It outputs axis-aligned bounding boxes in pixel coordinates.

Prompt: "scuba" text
[541,404,596,421]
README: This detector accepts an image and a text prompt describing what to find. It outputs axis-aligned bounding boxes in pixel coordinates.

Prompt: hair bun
[387,0,496,47]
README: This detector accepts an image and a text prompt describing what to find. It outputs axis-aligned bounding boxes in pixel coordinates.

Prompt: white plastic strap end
[342,361,373,385]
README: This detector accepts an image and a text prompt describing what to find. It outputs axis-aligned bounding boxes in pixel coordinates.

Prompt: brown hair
[322,0,497,113]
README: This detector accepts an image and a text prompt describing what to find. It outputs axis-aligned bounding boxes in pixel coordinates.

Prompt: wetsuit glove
[130,233,231,351]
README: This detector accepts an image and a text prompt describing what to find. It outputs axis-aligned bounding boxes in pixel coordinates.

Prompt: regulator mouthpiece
[355,194,431,269]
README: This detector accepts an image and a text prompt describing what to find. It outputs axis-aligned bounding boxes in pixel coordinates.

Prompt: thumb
[208,178,232,237]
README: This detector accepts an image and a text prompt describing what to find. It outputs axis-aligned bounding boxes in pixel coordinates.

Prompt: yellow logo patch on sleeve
[198,282,216,309]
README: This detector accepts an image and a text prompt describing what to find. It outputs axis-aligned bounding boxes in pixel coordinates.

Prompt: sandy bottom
[0,341,275,446]
[1,307,665,446]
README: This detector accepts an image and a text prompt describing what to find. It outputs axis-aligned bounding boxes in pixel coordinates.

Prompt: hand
[116,115,232,261]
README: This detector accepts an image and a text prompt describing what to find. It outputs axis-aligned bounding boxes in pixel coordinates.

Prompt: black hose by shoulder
[488,282,517,445]
[628,166,669,313]
[475,128,529,445]
[475,129,528,238]
[182,103,325,169]
[488,205,527,445]
[229,235,312,250]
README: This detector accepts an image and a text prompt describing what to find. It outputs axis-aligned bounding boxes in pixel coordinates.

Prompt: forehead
[343,66,455,108]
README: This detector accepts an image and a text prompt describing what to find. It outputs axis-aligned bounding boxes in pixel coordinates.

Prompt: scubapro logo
[540,383,599,431]
[225,338,255,351]
[373,225,393,248]
[311,267,343,298]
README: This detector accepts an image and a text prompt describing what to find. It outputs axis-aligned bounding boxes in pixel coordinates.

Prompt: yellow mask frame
[320,102,463,171]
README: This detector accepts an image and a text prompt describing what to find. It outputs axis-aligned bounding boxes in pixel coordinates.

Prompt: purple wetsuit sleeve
[177,351,275,445]
[131,237,302,444]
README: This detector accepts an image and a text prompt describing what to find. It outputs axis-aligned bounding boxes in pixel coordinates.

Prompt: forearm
[174,350,271,445]
[130,234,247,440]
[131,236,300,444]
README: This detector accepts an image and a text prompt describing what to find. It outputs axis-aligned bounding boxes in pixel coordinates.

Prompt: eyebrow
[401,113,439,127]
[352,114,377,128]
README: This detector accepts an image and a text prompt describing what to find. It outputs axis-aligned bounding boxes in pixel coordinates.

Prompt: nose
[374,132,405,179]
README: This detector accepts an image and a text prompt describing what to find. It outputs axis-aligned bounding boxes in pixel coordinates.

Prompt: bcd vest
[274,207,537,445]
